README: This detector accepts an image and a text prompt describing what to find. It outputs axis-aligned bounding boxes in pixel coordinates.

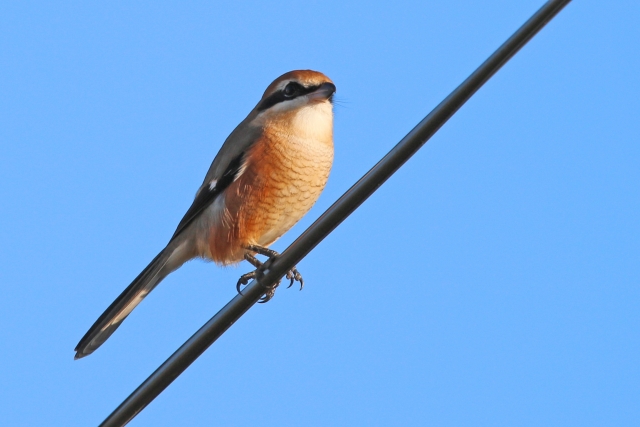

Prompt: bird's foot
[235,245,304,302]
[248,245,304,291]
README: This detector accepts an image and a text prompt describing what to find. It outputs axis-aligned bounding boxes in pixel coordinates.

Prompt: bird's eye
[283,82,301,98]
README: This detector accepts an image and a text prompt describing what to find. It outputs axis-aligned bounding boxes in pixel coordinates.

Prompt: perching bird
[75,70,336,359]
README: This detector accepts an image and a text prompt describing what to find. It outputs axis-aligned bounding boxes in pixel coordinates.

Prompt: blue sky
[1,1,638,426]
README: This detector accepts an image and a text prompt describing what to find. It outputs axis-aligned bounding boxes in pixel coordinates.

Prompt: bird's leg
[238,244,304,302]
[247,244,304,290]
[244,253,263,269]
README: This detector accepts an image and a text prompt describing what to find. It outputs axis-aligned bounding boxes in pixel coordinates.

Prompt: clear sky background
[1,1,638,426]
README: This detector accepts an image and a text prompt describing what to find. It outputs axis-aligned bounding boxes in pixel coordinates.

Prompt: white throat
[289,101,333,143]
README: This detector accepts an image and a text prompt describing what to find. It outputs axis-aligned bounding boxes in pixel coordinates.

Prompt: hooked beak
[308,82,336,103]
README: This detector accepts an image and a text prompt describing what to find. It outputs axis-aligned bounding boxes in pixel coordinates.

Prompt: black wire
[99,1,572,425]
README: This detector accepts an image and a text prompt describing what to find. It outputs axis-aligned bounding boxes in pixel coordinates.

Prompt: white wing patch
[208,179,217,191]
[235,159,248,182]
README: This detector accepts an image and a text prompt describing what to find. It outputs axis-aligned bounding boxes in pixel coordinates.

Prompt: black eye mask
[257,82,321,111]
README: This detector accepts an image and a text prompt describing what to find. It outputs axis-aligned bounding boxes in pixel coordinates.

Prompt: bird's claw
[258,283,278,303]
[236,271,257,295]
[285,267,304,290]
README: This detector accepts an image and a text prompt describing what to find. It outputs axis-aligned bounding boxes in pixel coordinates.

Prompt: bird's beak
[308,82,336,102]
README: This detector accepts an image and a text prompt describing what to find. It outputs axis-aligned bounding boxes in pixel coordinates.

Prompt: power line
[99,1,572,425]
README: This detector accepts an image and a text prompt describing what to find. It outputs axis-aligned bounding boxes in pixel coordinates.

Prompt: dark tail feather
[75,248,173,359]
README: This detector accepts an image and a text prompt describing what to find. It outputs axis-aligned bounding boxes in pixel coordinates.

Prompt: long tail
[75,246,182,359]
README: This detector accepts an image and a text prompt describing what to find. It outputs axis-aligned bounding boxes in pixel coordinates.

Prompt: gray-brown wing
[170,116,262,241]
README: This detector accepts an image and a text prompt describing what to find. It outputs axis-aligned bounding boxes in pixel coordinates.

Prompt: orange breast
[208,126,333,264]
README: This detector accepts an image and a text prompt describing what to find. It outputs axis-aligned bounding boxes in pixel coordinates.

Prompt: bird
[74,70,336,359]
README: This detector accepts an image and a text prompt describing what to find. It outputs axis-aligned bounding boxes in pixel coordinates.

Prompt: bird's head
[253,70,335,142]
[257,70,336,113]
